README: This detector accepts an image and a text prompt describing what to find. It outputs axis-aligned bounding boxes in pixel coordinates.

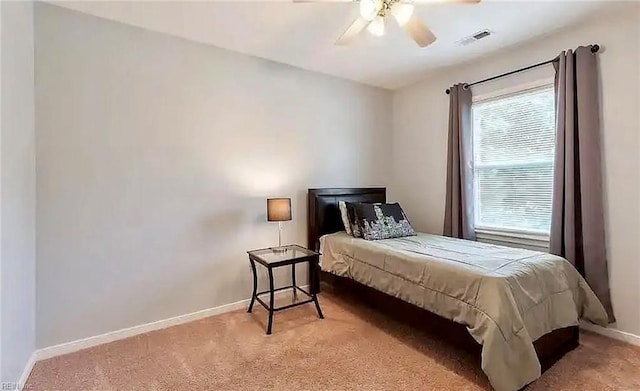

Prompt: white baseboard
[35,286,308,361]
[16,352,37,389]
[579,321,640,347]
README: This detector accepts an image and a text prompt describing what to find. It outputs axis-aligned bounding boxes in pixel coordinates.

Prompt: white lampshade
[367,15,386,36]
[360,0,382,21]
[391,3,415,26]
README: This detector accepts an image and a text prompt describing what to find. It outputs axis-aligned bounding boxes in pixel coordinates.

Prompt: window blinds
[472,85,556,234]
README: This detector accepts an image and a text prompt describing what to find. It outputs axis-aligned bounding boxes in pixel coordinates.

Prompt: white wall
[0,0,37,383]
[35,3,392,348]
[391,4,640,336]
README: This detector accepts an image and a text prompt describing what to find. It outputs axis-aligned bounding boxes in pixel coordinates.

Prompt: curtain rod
[445,44,600,95]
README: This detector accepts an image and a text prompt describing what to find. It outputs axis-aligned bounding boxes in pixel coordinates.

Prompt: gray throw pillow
[345,202,363,238]
[338,201,352,236]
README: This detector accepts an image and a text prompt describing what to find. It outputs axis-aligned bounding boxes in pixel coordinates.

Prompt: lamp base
[271,246,288,254]
[271,221,288,253]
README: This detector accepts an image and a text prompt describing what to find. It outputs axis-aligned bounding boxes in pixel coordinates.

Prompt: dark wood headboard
[307,188,386,251]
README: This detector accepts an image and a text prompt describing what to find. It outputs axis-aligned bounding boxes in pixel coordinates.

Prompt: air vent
[457,30,493,46]
[473,30,491,40]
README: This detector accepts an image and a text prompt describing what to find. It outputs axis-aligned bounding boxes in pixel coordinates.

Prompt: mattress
[319,232,608,391]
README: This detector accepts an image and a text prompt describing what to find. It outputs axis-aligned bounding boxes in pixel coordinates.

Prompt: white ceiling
[49,1,618,89]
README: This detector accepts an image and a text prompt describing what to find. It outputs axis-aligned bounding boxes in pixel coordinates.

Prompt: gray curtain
[444,84,475,240]
[551,46,615,322]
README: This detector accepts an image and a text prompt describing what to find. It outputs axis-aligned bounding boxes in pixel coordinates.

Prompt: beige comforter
[320,232,608,391]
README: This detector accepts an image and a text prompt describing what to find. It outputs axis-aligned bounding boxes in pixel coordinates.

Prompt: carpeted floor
[27,291,640,391]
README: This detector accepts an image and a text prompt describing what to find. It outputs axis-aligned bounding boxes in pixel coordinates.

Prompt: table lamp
[267,198,291,252]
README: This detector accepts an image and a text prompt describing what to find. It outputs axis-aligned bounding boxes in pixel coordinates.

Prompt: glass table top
[248,245,319,264]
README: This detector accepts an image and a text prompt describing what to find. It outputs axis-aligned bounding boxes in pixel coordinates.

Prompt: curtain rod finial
[591,44,600,53]
[445,88,451,95]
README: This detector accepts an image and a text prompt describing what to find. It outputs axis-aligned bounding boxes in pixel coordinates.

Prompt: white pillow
[338,201,352,236]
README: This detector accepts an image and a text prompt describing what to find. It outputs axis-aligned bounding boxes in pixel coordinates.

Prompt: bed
[307,187,608,391]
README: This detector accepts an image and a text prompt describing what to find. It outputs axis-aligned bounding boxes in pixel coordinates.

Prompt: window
[472,84,556,243]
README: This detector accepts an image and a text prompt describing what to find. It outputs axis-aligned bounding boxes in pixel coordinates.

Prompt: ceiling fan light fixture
[367,15,386,36]
[360,0,382,21]
[391,3,415,27]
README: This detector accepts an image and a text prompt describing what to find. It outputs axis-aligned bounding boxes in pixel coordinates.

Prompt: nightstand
[246,245,324,335]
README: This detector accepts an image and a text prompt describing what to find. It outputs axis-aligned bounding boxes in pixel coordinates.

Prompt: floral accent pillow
[351,202,416,240]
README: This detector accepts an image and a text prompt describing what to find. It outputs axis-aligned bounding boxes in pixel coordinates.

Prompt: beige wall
[391,4,640,336]
[1,0,37,383]
[35,3,392,348]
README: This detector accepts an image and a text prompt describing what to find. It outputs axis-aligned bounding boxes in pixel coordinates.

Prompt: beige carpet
[28,291,640,391]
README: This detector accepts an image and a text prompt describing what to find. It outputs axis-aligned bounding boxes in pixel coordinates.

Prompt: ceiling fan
[295,0,482,48]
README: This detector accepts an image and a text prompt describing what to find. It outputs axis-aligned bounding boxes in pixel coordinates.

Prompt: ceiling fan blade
[403,15,436,47]
[335,17,370,46]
